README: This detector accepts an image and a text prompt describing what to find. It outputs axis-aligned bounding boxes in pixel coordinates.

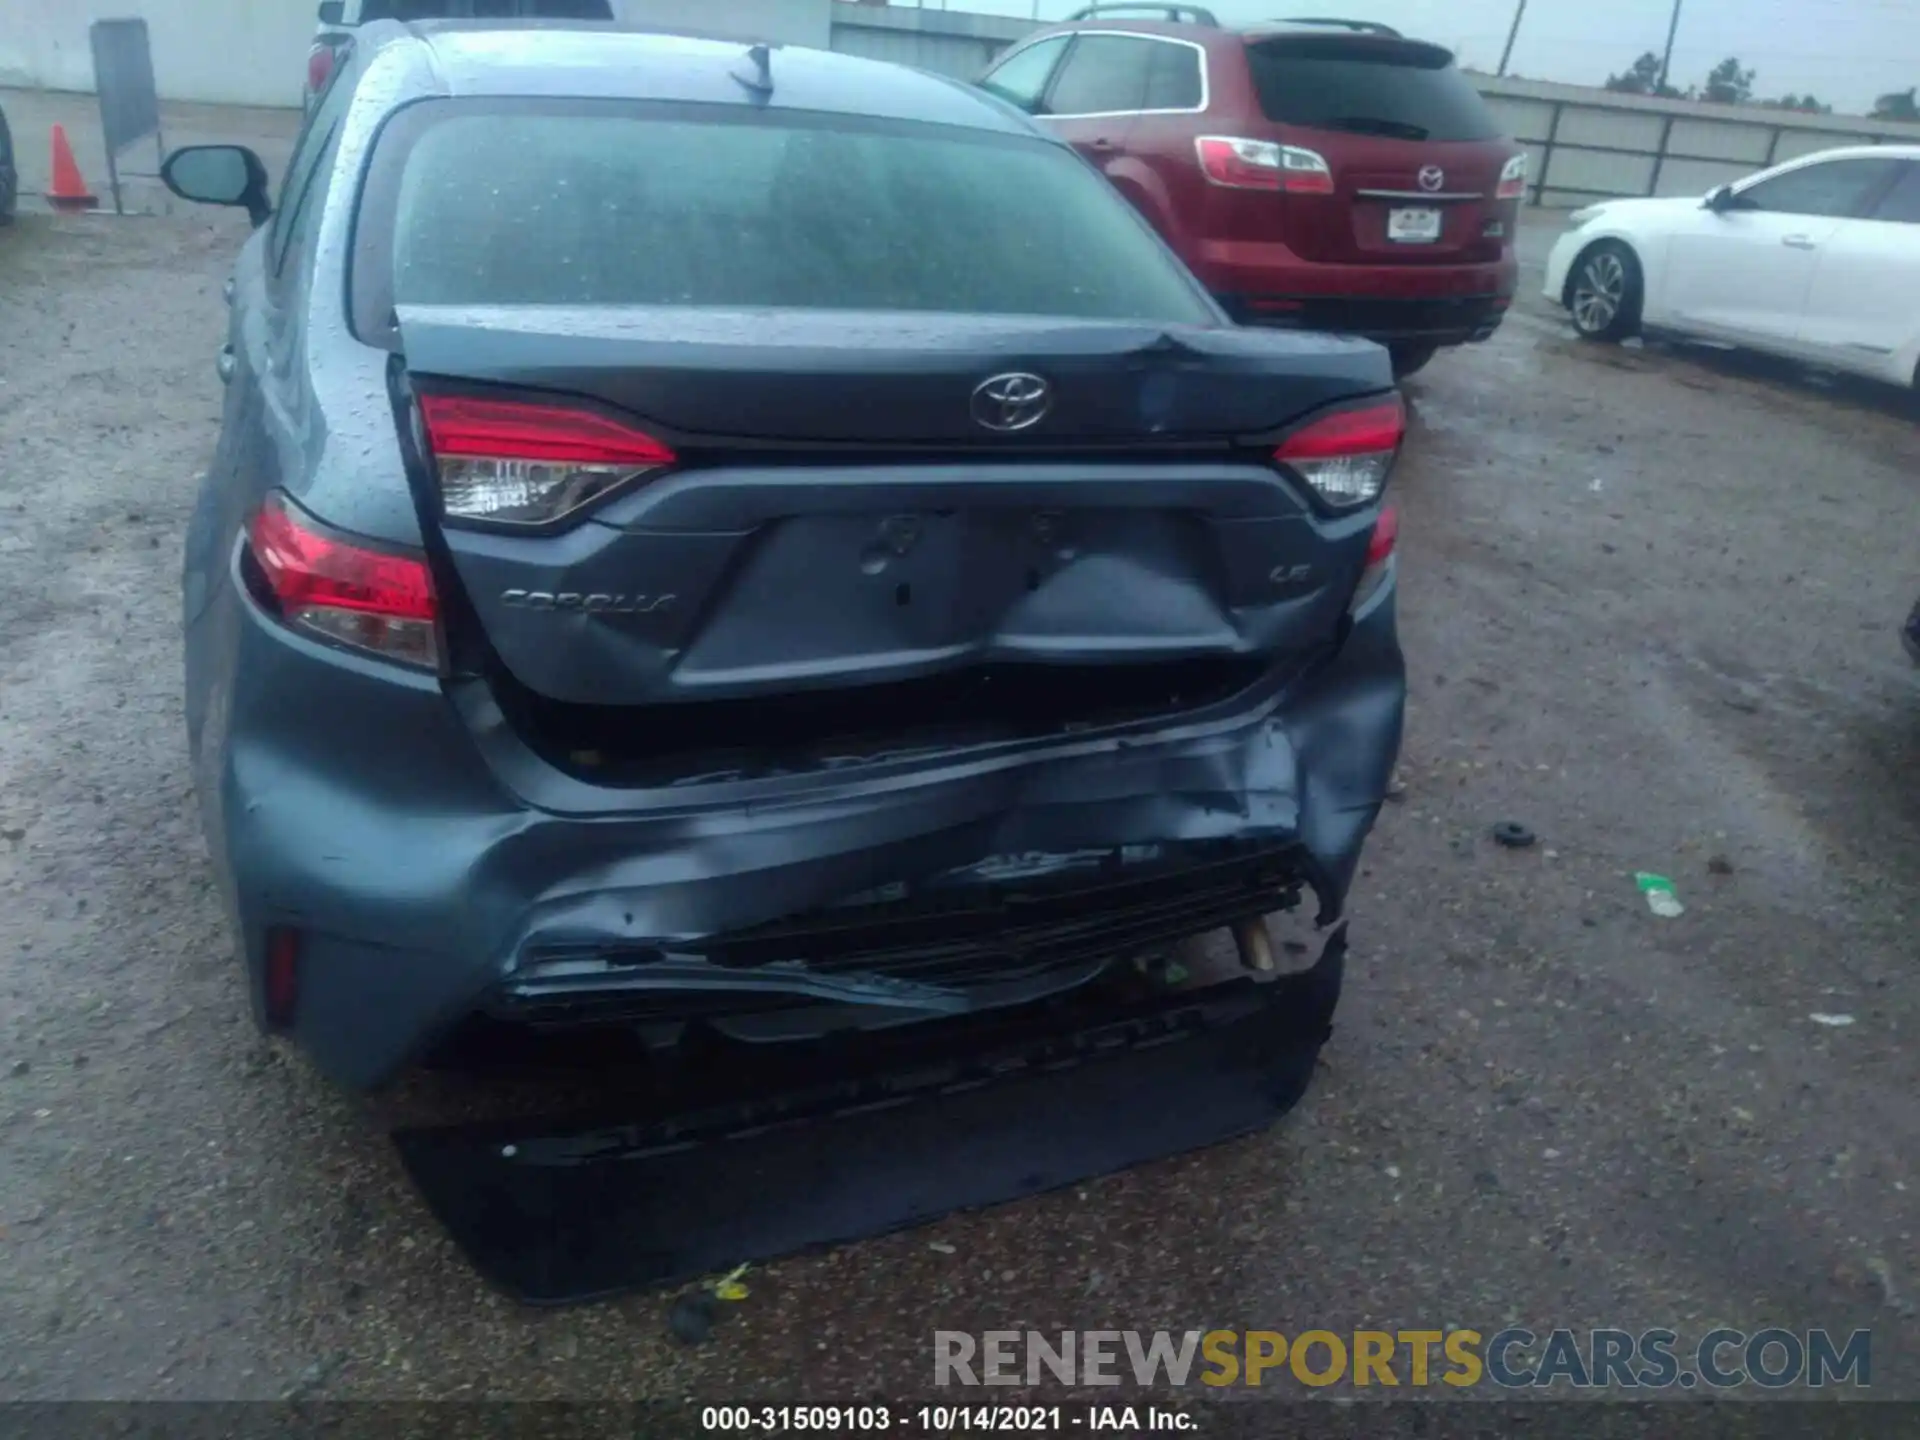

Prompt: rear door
[1794,160,1920,377]
[1663,156,1901,348]
[978,35,1072,118]
[1034,33,1156,177]
[986,31,1208,252]
[1238,34,1513,266]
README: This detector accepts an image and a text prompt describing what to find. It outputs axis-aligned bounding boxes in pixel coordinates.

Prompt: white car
[1544,144,1920,390]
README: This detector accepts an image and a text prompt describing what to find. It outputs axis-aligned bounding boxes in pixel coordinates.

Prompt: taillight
[1273,395,1406,507]
[306,43,336,96]
[1496,153,1528,201]
[418,393,677,526]
[247,490,440,669]
[1195,136,1334,194]
[1350,504,1399,614]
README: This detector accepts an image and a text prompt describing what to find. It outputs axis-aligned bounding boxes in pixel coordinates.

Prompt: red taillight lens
[1351,504,1399,614]
[306,44,335,96]
[418,394,677,525]
[1197,136,1281,190]
[1274,396,1406,507]
[248,491,440,669]
[1496,153,1528,201]
[1194,136,1333,194]
[264,926,301,1030]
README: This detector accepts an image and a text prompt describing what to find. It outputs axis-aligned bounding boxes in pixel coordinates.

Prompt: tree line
[1600,52,1918,121]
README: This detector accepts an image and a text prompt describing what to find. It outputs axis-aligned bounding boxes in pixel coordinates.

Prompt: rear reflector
[1273,396,1406,507]
[1366,503,1400,567]
[418,394,677,525]
[306,44,335,96]
[248,490,440,669]
[1351,504,1399,614]
[264,926,301,1031]
[1195,136,1333,194]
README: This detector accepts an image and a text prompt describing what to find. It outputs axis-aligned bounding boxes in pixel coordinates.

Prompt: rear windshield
[1244,37,1502,142]
[359,103,1212,328]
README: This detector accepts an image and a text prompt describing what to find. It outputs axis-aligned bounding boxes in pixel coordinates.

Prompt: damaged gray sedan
[163,20,1407,1091]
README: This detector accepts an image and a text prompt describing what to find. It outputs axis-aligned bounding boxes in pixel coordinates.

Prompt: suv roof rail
[1064,4,1222,25]
[1271,16,1403,36]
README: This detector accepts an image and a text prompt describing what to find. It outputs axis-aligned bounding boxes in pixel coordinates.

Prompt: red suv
[978,7,1527,377]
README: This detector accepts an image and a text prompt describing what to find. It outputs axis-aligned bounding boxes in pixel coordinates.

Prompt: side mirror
[317,1,345,22]
[162,145,273,229]
[1704,184,1735,213]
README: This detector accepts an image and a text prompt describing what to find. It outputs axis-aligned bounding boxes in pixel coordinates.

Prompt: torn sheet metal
[231,582,1398,1089]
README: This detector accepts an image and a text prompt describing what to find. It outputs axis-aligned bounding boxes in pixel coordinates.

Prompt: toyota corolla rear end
[190,80,1407,1090]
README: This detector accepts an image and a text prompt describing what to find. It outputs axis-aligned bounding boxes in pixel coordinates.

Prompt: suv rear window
[1244,37,1501,142]
[356,103,1213,329]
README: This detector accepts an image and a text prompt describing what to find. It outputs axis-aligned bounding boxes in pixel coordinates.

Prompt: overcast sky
[942,0,1920,115]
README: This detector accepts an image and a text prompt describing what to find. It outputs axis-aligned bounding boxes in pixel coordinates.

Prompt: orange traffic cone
[45,125,98,212]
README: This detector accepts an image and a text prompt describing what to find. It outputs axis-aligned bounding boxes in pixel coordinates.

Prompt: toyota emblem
[970,372,1052,433]
[1418,165,1445,192]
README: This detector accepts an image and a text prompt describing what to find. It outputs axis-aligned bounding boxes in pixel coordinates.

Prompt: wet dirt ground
[2,95,1919,1410]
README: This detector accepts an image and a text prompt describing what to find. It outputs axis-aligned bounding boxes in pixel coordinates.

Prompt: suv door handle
[1781,234,1817,249]
[216,344,235,385]
[1088,137,1117,151]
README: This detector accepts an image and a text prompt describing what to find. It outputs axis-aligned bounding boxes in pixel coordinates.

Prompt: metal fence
[1474,76,1920,207]
[828,1,1034,81]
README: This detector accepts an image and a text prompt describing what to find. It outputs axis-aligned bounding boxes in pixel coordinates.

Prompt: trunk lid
[397,305,1383,447]
[396,305,1392,720]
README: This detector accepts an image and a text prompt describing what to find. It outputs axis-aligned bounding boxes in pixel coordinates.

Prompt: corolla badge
[501,590,675,614]
[1418,165,1445,192]
[971,372,1052,433]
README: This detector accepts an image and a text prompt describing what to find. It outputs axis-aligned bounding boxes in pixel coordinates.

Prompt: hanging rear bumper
[395,929,1345,1305]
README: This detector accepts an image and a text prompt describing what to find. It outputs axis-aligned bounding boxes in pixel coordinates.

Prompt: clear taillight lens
[1497,153,1528,201]
[1195,136,1333,194]
[1273,395,1406,507]
[1350,504,1399,614]
[418,394,678,526]
[248,491,440,669]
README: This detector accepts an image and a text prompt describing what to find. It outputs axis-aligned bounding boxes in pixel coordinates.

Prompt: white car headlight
[1567,205,1606,227]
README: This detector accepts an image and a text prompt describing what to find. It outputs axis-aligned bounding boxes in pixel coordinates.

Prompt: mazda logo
[971,372,1052,433]
[1418,165,1445,192]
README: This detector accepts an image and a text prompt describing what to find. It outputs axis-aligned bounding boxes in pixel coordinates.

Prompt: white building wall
[0,0,316,107]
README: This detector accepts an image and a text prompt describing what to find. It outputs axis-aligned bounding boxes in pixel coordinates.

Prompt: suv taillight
[418,393,678,526]
[306,43,336,96]
[1195,136,1334,194]
[247,491,440,670]
[1273,395,1406,507]
[1497,154,1528,201]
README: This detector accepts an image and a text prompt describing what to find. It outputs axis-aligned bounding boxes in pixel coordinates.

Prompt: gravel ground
[2,96,1919,1412]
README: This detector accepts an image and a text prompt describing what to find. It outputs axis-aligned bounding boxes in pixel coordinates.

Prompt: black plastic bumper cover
[393,929,1344,1306]
[1227,294,1508,344]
